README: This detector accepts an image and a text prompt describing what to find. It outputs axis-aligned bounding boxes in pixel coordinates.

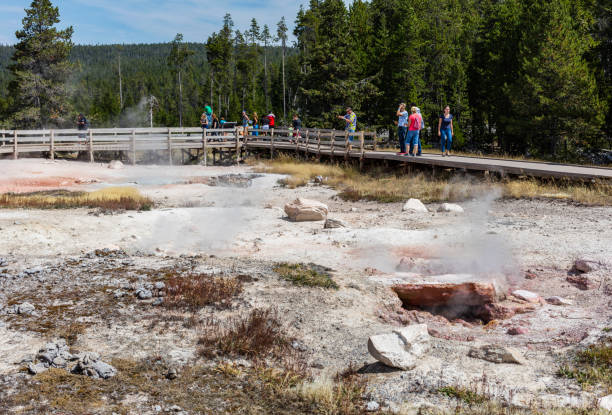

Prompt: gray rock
[599,395,612,411]
[28,363,49,375]
[136,288,153,300]
[437,203,464,213]
[52,357,67,368]
[152,298,164,306]
[165,367,178,380]
[468,344,523,364]
[113,289,126,299]
[24,266,43,275]
[367,324,430,370]
[9,302,36,315]
[154,281,166,290]
[324,218,347,229]
[91,360,117,379]
[366,401,380,412]
[546,296,573,306]
[573,259,599,273]
[512,289,540,303]
[402,199,428,213]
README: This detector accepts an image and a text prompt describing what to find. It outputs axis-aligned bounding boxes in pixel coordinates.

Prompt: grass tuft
[197,308,288,359]
[164,273,242,311]
[558,341,611,392]
[274,263,338,289]
[438,385,487,405]
[0,187,153,210]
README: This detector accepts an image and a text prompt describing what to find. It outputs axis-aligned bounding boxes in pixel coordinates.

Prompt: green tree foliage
[9,0,73,128]
[0,0,610,162]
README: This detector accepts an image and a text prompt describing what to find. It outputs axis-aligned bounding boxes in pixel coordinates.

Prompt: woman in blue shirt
[438,106,453,156]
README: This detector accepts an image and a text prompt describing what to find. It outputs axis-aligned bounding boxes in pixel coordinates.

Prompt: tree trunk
[178,70,183,128]
[282,40,286,121]
[118,54,123,109]
[264,40,269,110]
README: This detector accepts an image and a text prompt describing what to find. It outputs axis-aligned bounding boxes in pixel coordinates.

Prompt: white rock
[17,302,35,315]
[546,296,573,306]
[599,395,612,411]
[284,198,329,222]
[437,203,464,213]
[468,344,524,364]
[365,401,380,412]
[108,160,124,169]
[367,324,430,370]
[512,290,540,303]
[402,199,428,213]
[324,218,347,229]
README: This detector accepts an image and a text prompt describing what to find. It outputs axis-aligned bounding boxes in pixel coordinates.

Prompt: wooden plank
[50,130,55,160]
[202,129,207,167]
[88,130,94,162]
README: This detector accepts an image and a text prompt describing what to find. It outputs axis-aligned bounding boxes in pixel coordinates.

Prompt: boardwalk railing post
[167,128,173,165]
[88,129,94,163]
[50,130,55,161]
[235,127,240,164]
[317,130,321,161]
[359,131,365,170]
[304,130,310,156]
[373,131,378,151]
[270,134,275,159]
[202,129,207,167]
[131,130,137,165]
[13,131,18,160]
[344,130,350,160]
[295,128,299,155]
[330,131,335,158]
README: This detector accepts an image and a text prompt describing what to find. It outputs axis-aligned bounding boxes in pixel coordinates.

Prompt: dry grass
[254,156,612,205]
[164,273,242,311]
[0,187,153,210]
[198,308,289,359]
[274,263,338,289]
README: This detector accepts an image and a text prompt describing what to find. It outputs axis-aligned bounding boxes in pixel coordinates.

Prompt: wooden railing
[0,127,378,166]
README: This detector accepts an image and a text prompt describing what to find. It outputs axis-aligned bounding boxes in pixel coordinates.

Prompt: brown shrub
[198,308,287,359]
[164,274,242,311]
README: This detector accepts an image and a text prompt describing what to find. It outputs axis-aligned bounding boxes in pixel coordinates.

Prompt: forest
[0,0,610,161]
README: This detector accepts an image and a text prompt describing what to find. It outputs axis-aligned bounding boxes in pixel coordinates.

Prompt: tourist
[253,112,259,136]
[77,113,88,141]
[337,107,357,142]
[438,106,453,156]
[200,111,209,129]
[267,111,276,129]
[408,103,423,156]
[407,107,421,156]
[396,103,408,154]
[292,114,302,143]
[262,114,270,131]
[211,113,220,137]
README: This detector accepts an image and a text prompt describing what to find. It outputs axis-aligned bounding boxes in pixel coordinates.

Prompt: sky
[0,0,313,45]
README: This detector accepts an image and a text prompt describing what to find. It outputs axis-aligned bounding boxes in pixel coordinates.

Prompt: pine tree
[167,33,194,128]
[277,17,289,121]
[505,0,605,157]
[9,0,74,128]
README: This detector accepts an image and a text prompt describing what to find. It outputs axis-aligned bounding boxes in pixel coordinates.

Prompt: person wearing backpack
[337,107,357,142]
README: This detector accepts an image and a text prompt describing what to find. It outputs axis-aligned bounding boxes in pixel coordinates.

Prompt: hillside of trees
[0,0,610,162]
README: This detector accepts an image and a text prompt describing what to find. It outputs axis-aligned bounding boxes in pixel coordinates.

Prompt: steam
[118,97,149,128]
[137,175,274,255]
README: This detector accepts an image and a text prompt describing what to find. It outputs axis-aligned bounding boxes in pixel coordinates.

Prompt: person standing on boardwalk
[407,107,421,156]
[438,106,453,156]
[77,113,88,141]
[337,107,357,142]
[409,103,423,156]
[396,103,409,154]
[252,112,259,136]
[292,113,302,143]
[267,111,276,129]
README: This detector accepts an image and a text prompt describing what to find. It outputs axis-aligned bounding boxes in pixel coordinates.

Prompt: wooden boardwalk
[1,127,610,181]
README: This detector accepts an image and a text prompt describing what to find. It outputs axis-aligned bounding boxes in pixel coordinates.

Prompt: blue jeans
[397,126,407,153]
[441,128,452,152]
[407,130,421,155]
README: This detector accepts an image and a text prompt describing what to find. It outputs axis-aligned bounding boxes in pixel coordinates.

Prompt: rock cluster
[25,340,116,379]
[5,302,35,315]
[134,281,166,302]
[284,198,329,222]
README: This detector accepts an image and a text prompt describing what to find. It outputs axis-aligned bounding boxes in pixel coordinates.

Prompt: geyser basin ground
[0,159,610,413]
